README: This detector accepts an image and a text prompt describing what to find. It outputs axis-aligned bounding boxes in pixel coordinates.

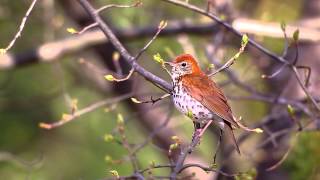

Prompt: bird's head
[164,54,202,79]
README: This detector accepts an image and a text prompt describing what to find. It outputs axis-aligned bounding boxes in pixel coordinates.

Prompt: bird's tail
[224,122,241,154]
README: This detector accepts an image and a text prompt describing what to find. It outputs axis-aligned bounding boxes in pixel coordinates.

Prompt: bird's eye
[181,62,187,67]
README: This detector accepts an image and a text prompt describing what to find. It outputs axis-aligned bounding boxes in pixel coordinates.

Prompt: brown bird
[165,54,240,154]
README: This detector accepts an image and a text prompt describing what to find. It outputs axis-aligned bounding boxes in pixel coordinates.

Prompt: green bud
[104,134,114,142]
[241,34,249,47]
[109,170,119,178]
[153,53,164,64]
[293,29,299,42]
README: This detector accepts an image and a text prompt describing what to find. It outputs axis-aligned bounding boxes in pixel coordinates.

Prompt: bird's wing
[182,74,239,128]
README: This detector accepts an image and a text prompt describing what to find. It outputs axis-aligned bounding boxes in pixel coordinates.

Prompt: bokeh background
[0,0,319,179]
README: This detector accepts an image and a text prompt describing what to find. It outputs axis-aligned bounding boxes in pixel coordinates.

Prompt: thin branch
[0,23,219,70]
[169,134,202,179]
[261,64,287,79]
[96,1,142,14]
[132,104,173,154]
[209,34,248,76]
[131,93,171,104]
[291,66,320,112]
[135,21,168,59]
[161,0,289,65]
[76,22,98,34]
[266,132,300,171]
[0,0,38,53]
[39,93,133,129]
[296,65,311,87]
[78,0,172,92]
[180,163,237,177]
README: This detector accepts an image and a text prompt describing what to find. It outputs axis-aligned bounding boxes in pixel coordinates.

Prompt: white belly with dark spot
[172,83,213,124]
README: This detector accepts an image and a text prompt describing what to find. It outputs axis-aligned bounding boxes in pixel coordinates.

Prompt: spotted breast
[172,80,213,125]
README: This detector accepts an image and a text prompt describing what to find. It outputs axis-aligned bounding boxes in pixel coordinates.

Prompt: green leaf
[105,155,112,162]
[109,170,120,178]
[0,48,6,54]
[287,104,295,116]
[241,34,249,47]
[66,27,77,34]
[153,53,164,64]
[104,74,115,81]
[117,113,124,125]
[104,134,114,142]
[186,109,194,119]
[293,29,299,42]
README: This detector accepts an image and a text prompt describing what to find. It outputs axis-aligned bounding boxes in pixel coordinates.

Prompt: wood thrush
[165,54,240,154]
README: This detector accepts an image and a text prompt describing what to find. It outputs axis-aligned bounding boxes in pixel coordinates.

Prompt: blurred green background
[0,0,319,179]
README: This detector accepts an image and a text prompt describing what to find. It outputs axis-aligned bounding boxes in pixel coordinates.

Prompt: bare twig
[78,0,172,92]
[96,1,142,14]
[209,34,248,76]
[135,21,168,59]
[266,132,300,171]
[39,93,132,129]
[131,93,171,104]
[170,134,202,179]
[180,163,237,177]
[132,104,173,153]
[0,0,38,53]
[161,0,289,65]
[76,22,98,34]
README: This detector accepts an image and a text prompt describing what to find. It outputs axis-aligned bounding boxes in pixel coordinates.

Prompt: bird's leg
[192,122,202,142]
[213,128,223,164]
[189,120,213,154]
[198,120,213,137]
[189,122,202,154]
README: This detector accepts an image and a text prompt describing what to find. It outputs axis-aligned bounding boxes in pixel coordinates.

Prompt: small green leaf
[153,53,164,64]
[293,29,299,42]
[61,113,73,121]
[233,52,240,59]
[117,113,124,125]
[104,75,115,81]
[159,20,168,29]
[287,104,295,116]
[105,155,112,162]
[66,28,78,34]
[169,143,179,150]
[104,134,114,142]
[208,64,215,69]
[171,135,181,144]
[186,109,194,119]
[209,163,218,169]
[253,128,263,133]
[241,34,249,47]
[149,160,156,167]
[109,170,120,178]
[0,49,6,54]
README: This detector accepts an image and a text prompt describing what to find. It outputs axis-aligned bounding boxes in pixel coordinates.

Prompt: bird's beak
[163,61,174,67]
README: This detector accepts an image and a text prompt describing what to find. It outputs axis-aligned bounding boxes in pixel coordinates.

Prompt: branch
[180,163,237,177]
[161,0,289,65]
[0,22,218,70]
[165,0,320,114]
[0,0,38,53]
[78,0,172,92]
[39,93,132,129]
[170,135,201,179]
